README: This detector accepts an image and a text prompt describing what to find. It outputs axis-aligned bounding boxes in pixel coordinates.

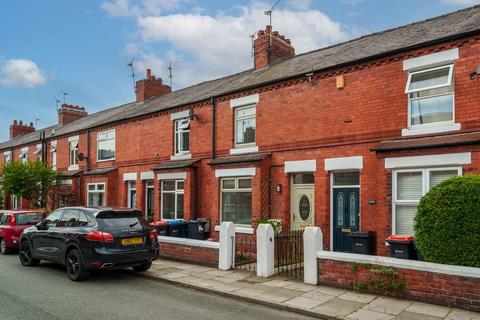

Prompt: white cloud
[440,0,479,5]
[130,1,353,87]
[287,0,313,10]
[339,0,364,5]
[101,0,184,17]
[0,59,48,88]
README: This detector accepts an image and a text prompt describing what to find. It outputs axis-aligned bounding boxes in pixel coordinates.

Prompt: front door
[145,181,154,222]
[333,188,359,252]
[291,174,315,231]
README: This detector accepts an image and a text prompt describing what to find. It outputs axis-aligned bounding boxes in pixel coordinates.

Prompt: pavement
[0,254,314,320]
[143,259,480,320]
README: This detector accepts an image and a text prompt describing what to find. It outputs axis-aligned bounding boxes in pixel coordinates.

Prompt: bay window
[393,167,461,235]
[97,130,115,161]
[405,65,454,128]
[221,177,252,225]
[234,106,256,147]
[161,180,184,220]
[87,183,106,207]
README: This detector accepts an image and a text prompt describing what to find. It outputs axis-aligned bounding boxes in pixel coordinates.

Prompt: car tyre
[133,261,152,272]
[66,249,89,282]
[0,239,12,255]
[19,241,40,266]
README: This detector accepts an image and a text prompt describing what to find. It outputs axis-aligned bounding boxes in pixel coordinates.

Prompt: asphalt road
[0,254,314,320]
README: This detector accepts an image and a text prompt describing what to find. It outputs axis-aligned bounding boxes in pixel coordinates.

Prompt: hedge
[414,175,480,267]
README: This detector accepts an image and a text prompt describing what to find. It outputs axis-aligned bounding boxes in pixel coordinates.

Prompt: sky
[0,0,479,142]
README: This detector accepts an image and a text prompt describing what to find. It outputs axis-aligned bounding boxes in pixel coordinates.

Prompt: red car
[0,210,46,254]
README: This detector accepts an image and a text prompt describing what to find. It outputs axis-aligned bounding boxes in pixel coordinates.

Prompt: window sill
[229,146,258,155]
[97,158,115,163]
[68,165,79,171]
[214,225,254,234]
[401,123,460,137]
[170,153,192,161]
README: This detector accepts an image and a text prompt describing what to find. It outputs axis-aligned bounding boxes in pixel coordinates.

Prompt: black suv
[19,207,158,281]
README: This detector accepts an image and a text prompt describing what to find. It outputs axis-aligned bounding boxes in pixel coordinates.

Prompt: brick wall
[318,258,480,312]
[158,241,219,267]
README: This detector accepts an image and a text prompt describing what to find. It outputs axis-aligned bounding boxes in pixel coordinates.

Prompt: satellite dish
[77,153,86,161]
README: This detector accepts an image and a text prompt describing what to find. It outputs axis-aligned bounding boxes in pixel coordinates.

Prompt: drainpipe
[210,97,216,160]
[193,167,198,220]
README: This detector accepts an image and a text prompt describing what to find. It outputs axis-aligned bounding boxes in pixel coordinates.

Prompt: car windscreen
[96,211,146,228]
[16,213,44,226]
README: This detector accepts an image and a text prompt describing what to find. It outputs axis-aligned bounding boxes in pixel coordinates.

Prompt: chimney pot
[136,68,171,103]
[19,120,23,125]
[29,122,34,127]
[13,120,17,125]
[253,25,295,70]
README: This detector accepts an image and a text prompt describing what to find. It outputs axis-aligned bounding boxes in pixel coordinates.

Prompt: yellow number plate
[121,237,143,246]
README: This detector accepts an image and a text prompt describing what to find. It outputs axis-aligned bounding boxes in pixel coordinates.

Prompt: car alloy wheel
[19,241,39,266]
[66,249,89,281]
[67,253,80,276]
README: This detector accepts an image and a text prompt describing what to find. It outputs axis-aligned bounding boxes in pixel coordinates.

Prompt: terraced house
[1,6,480,256]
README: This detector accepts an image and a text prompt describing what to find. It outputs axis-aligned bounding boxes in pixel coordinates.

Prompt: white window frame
[50,143,57,169]
[34,144,43,161]
[69,140,79,169]
[174,118,190,155]
[234,105,256,148]
[87,183,106,207]
[405,64,455,130]
[220,177,253,226]
[392,167,462,235]
[160,180,184,220]
[3,152,11,164]
[405,65,454,94]
[19,148,28,164]
[97,129,116,162]
[127,181,137,209]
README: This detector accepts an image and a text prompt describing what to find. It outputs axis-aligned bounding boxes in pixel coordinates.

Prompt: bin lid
[348,231,374,238]
[386,235,414,242]
[168,220,184,225]
[151,221,168,226]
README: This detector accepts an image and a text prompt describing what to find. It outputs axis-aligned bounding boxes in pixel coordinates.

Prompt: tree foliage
[414,175,480,267]
[0,160,63,209]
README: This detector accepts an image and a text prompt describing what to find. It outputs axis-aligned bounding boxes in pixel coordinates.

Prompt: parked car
[0,210,46,254]
[19,207,158,281]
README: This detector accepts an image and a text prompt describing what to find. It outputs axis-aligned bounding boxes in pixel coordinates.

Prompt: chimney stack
[58,104,88,126]
[254,25,295,69]
[9,120,35,139]
[136,69,171,103]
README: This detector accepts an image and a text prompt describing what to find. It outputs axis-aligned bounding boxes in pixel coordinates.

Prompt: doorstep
[136,259,480,320]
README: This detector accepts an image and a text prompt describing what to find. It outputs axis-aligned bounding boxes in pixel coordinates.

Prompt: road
[0,254,314,320]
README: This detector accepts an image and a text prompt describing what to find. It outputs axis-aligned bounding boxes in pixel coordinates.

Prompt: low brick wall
[158,236,219,267]
[317,252,480,312]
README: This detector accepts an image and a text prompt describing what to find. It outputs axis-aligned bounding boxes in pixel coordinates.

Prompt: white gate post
[304,227,323,285]
[256,223,275,277]
[219,222,235,270]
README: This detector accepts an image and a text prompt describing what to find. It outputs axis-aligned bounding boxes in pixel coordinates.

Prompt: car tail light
[149,230,157,239]
[86,231,115,243]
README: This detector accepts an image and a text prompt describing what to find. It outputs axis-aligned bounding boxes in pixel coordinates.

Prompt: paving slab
[446,309,480,320]
[395,311,443,320]
[311,298,366,318]
[284,296,324,310]
[339,291,377,304]
[363,297,411,315]
[347,309,395,320]
[405,302,451,318]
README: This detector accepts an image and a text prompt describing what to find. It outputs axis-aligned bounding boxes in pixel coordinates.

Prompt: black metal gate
[234,235,257,272]
[275,230,304,280]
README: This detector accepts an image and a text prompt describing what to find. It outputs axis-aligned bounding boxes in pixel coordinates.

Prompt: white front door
[290,174,315,231]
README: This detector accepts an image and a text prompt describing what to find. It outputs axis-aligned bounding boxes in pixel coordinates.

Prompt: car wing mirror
[35,221,45,230]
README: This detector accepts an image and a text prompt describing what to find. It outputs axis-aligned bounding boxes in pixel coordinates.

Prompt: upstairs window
[50,143,57,168]
[34,144,43,161]
[405,65,454,128]
[19,149,28,164]
[174,119,190,155]
[97,130,115,161]
[3,153,11,164]
[69,141,79,167]
[235,106,256,147]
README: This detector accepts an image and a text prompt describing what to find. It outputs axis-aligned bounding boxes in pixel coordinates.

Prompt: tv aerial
[60,90,68,104]
[265,0,281,27]
[53,96,61,110]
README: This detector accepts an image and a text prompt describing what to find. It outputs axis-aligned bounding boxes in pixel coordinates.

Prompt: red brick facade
[158,242,219,267]
[1,25,480,254]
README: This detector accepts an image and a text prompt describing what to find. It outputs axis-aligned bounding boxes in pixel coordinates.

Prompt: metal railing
[275,230,304,280]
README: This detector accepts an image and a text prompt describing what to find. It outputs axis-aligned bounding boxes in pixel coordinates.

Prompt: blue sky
[0,0,478,142]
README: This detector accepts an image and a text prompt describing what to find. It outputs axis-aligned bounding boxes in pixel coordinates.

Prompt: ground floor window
[393,167,461,235]
[161,180,184,220]
[221,177,252,225]
[127,181,136,208]
[88,183,106,207]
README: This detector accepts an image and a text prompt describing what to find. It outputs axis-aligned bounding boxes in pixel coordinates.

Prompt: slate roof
[152,159,199,170]
[84,167,117,176]
[209,153,271,165]
[2,5,480,151]
[372,131,480,152]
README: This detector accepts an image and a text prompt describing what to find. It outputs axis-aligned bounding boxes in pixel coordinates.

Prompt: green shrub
[414,175,480,267]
